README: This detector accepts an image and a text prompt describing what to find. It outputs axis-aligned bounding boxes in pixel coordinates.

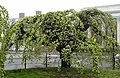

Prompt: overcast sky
[1,0,120,18]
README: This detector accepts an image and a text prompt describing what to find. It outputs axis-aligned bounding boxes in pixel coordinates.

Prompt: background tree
[0,5,9,78]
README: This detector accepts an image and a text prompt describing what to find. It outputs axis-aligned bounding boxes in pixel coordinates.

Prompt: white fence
[4,51,61,70]
[4,50,112,70]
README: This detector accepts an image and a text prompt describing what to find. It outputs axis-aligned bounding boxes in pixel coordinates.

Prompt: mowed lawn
[6,67,120,78]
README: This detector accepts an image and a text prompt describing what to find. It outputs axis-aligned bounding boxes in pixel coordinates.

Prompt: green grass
[6,67,120,78]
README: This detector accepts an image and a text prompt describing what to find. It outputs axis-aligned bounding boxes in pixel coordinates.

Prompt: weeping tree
[0,5,9,78]
[0,7,118,78]
[9,8,117,70]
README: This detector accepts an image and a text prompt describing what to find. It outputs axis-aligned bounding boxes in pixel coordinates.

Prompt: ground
[6,67,120,78]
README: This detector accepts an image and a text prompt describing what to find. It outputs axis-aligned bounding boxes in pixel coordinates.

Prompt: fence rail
[4,51,113,70]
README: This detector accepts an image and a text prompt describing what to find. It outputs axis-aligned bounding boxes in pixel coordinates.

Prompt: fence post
[112,33,115,70]
[45,51,48,68]
[24,55,27,69]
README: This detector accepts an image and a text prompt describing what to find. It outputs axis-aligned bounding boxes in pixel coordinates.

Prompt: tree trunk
[60,52,71,68]
[56,45,71,68]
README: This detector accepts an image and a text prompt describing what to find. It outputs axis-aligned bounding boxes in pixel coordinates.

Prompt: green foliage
[9,8,117,73]
[0,5,9,78]
[0,6,118,77]
[77,8,117,72]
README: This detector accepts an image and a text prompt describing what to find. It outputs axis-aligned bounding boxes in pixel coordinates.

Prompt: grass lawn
[6,67,120,78]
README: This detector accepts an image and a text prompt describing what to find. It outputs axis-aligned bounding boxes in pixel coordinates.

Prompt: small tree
[0,5,9,78]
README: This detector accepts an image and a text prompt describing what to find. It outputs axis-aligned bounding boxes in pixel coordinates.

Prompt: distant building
[8,11,41,25]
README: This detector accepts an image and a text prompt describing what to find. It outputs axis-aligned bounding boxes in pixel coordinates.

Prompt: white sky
[1,0,120,18]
